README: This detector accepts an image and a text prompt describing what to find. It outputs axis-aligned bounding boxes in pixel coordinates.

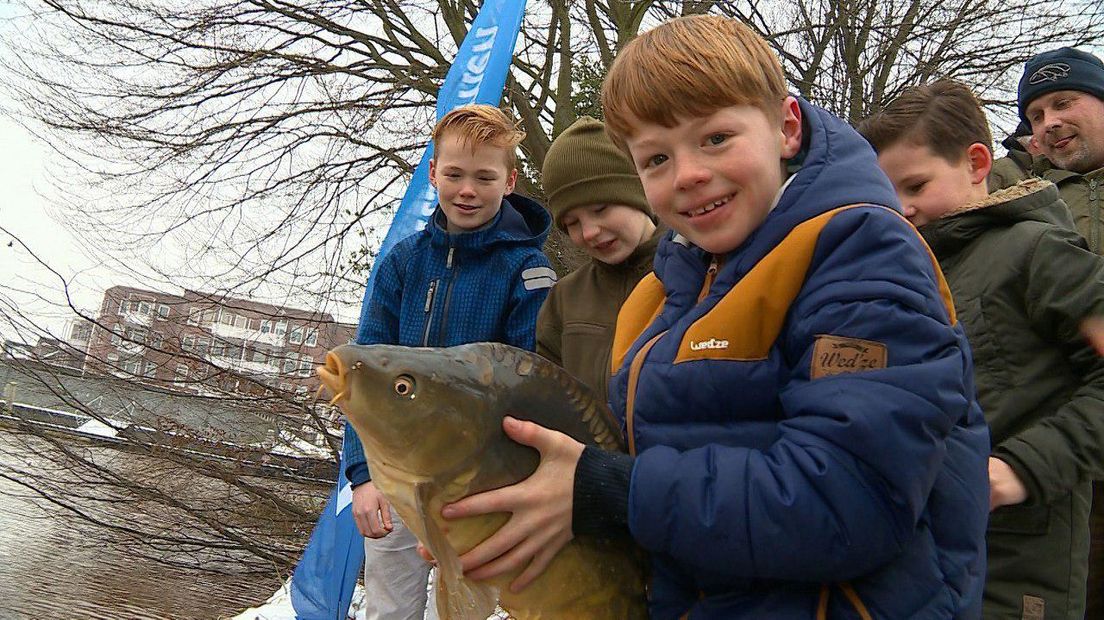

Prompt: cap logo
[1029,62,1071,84]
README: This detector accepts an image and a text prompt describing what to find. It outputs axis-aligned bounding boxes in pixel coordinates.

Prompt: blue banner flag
[290,2,529,618]
[356,0,529,339]
[289,449,362,619]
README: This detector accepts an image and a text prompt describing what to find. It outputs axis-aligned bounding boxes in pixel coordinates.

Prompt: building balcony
[208,354,281,377]
[210,322,284,348]
[120,311,152,327]
[117,342,146,356]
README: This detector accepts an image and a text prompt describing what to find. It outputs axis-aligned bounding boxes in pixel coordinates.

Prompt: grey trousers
[361,512,438,620]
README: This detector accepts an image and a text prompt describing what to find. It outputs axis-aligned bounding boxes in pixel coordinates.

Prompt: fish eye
[393,374,416,399]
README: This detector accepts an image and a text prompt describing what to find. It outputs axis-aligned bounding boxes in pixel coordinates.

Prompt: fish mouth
[316,350,349,406]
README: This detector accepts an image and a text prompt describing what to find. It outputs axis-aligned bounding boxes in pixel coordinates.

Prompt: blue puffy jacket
[607,99,990,619]
[343,195,555,484]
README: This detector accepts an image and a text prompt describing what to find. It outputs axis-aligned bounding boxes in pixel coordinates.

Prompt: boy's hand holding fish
[444,416,582,592]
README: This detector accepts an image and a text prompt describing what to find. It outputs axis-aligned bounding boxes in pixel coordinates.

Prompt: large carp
[316,342,647,620]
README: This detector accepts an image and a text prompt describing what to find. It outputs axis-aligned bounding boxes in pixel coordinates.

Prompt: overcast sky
[0,2,90,341]
[0,105,106,341]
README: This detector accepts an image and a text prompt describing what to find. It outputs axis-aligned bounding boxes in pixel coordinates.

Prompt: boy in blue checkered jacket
[342,104,555,620]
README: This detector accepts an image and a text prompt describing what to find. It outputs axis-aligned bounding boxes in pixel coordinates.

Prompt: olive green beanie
[541,116,652,231]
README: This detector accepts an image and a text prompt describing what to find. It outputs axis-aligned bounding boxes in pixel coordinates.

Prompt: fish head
[317,343,500,476]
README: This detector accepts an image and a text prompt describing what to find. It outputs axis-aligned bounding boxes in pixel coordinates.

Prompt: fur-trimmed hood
[920,178,1073,257]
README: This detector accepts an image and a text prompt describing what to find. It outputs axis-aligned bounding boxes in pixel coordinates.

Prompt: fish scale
[318,342,647,620]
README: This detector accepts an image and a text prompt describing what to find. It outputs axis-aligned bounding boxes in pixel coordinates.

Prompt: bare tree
[5,0,1097,290]
[2,1,718,291]
[719,0,1104,125]
[0,232,337,583]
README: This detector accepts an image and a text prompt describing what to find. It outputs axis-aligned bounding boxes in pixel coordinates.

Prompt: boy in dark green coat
[536,116,661,399]
[861,79,1104,620]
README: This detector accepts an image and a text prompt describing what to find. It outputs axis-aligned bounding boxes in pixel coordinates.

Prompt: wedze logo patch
[811,335,887,379]
[689,338,729,351]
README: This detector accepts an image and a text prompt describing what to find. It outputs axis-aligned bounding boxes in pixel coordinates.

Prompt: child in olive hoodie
[862,79,1104,620]
[536,117,662,398]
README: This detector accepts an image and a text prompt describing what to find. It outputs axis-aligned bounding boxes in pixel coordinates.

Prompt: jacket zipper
[421,279,438,346]
[437,247,457,344]
[624,330,666,456]
[1091,178,1100,253]
[625,256,718,455]
[697,255,719,302]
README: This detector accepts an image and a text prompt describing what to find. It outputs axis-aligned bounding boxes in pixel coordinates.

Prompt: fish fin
[415,483,499,620]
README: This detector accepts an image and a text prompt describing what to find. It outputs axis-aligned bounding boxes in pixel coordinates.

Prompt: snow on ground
[267,430,332,459]
[75,417,120,438]
[234,579,512,620]
[231,581,366,620]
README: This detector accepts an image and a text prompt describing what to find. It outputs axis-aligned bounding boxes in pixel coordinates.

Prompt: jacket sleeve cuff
[992,438,1047,506]
[572,445,634,536]
[346,462,371,486]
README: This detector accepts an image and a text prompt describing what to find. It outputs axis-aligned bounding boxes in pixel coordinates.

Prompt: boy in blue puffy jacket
[344,104,555,620]
[439,16,991,620]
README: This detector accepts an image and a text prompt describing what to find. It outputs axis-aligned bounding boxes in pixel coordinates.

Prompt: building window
[117,300,128,315]
[278,382,293,392]
[298,358,313,377]
[210,340,225,357]
[175,364,189,380]
[150,332,163,348]
[252,348,268,364]
[138,301,151,316]
[305,328,318,347]
[288,326,304,345]
[187,307,200,325]
[128,326,148,344]
[219,310,234,326]
[196,338,211,355]
[234,315,247,329]
[143,361,157,378]
[70,322,92,341]
[259,320,272,334]
[282,357,297,374]
[201,309,216,325]
[122,357,142,375]
[107,353,119,365]
[182,335,195,352]
[157,304,170,319]
[274,321,287,337]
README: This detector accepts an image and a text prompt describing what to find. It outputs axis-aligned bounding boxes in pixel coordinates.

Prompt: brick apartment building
[82,286,356,397]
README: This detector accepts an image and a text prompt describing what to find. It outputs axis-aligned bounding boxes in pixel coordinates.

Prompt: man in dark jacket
[863,79,1104,620]
[994,47,1104,616]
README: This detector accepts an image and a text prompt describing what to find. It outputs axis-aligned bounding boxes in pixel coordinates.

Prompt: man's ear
[967,143,993,185]
[780,96,802,159]
[428,158,438,188]
[1027,135,1042,157]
